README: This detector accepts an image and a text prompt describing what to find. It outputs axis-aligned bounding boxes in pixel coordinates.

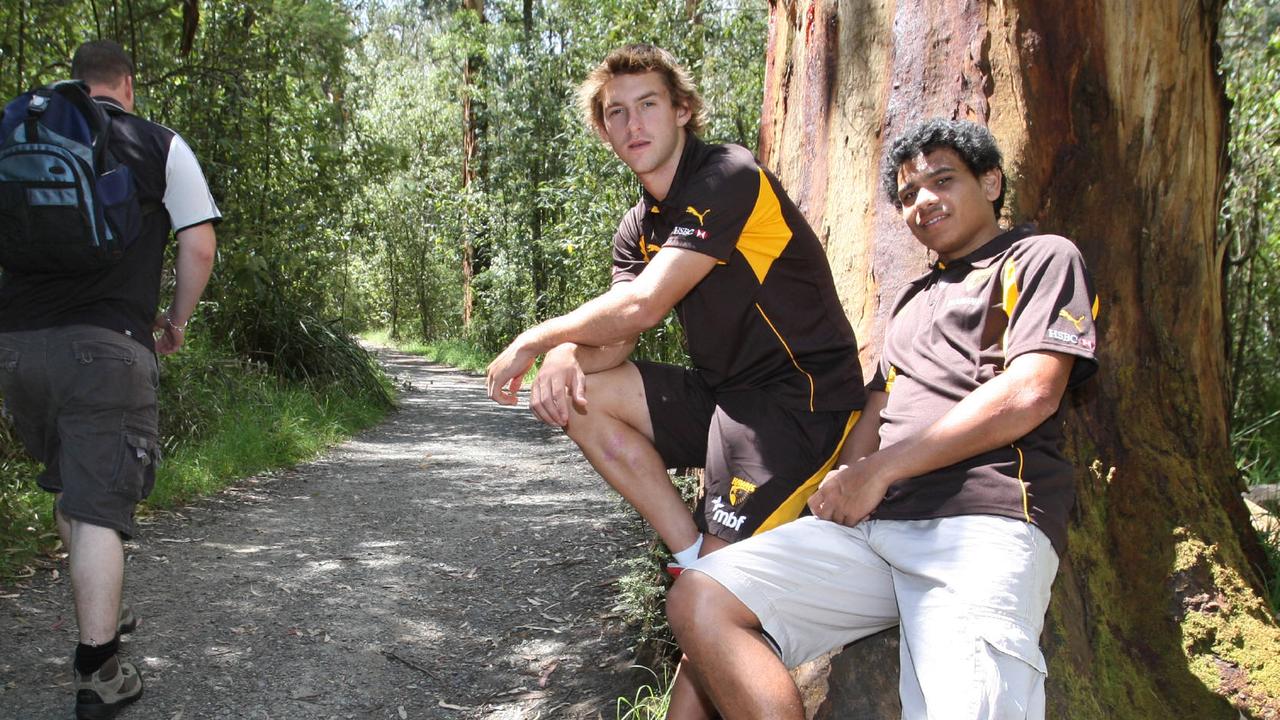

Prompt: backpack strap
[93,101,165,220]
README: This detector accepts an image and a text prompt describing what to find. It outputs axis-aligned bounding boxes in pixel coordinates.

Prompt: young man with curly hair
[668,118,1100,719]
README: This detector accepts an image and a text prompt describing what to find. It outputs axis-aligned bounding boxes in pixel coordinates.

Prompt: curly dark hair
[881,118,1005,217]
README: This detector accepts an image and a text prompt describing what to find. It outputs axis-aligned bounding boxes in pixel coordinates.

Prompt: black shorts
[0,326,160,538]
[635,361,858,543]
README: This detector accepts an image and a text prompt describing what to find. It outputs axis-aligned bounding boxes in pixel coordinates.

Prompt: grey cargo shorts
[0,325,160,537]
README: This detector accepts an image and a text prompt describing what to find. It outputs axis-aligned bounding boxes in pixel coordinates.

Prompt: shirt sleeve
[163,133,221,232]
[1001,235,1100,386]
[611,203,647,286]
[660,149,757,262]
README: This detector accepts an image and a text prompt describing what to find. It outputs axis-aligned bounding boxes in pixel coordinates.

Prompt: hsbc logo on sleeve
[672,226,709,240]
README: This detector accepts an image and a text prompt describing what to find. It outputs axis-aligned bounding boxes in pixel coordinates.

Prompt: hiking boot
[74,655,143,720]
[117,604,137,636]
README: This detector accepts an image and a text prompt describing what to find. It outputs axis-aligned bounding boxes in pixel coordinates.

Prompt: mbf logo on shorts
[711,496,748,531]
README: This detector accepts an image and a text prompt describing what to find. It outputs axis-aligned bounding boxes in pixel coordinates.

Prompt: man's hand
[486,339,537,405]
[529,344,588,427]
[153,312,185,355]
[808,460,892,527]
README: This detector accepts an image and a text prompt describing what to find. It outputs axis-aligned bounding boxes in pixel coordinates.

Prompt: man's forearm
[557,339,638,375]
[518,285,655,357]
[516,247,717,356]
[866,352,1073,488]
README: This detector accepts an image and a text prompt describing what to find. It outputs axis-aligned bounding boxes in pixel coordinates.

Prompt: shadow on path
[0,349,651,719]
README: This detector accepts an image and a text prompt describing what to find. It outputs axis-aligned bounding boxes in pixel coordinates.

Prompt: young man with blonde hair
[485,44,864,716]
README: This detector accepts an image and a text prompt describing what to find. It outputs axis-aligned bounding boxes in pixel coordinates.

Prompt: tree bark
[460,0,485,329]
[760,0,1280,717]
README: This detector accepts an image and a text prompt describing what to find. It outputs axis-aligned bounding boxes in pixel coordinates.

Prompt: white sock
[671,534,704,566]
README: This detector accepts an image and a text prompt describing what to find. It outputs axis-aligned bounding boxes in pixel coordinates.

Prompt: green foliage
[218,289,394,407]
[1259,523,1280,618]
[149,365,389,508]
[0,456,51,578]
[342,0,767,364]
[0,0,381,391]
[1223,0,1280,477]
[1222,0,1280,618]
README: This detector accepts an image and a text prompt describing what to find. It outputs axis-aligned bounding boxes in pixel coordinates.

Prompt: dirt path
[0,349,653,719]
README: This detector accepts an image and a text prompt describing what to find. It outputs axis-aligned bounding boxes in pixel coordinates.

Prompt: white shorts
[688,514,1060,720]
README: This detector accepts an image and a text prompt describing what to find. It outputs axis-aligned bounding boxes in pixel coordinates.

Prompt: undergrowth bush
[213,288,393,409]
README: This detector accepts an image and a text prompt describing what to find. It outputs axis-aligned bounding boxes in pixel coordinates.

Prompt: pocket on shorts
[120,428,159,500]
[972,620,1048,719]
[71,338,138,365]
[69,337,154,409]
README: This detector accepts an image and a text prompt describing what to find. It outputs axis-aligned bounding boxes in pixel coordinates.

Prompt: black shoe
[74,655,143,720]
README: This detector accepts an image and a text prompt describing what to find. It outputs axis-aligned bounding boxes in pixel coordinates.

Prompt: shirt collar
[933,223,1037,271]
[91,96,129,114]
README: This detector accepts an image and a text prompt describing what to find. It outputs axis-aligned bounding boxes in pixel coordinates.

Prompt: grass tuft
[616,665,673,720]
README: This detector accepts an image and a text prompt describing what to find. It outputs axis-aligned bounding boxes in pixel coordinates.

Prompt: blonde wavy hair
[576,44,707,137]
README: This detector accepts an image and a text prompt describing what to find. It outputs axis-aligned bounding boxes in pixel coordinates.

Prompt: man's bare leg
[667,571,805,720]
[564,362,699,553]
[665,534,730,719]
[666,660,717,720]
[64,511,124,646]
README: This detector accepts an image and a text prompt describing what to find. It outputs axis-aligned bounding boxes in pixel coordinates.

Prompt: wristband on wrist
[165,311,188,333]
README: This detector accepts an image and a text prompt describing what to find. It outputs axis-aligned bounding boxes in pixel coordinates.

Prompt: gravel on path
[0,349,652,719]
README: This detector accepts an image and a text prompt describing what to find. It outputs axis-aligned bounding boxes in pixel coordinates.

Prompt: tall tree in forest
[460,0,486,328]
[759,0,1279,717]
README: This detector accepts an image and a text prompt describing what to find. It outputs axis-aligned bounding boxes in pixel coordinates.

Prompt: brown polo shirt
[611,133,864,413]
[866,225,1099,554]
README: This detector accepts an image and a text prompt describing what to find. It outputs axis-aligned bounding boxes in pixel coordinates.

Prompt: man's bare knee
[564,363,652,441]
[669,570,759,644]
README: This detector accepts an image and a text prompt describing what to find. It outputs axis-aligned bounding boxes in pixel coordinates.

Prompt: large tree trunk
[760,0,1280,717]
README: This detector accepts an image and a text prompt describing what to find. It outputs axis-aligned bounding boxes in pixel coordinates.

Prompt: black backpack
[0,79,146,274]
